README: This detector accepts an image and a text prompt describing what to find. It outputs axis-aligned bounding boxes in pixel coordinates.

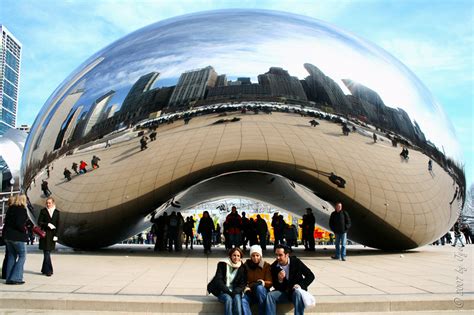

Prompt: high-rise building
[258,67,307,101]
[168,66,217,107]
[0,25,22,136]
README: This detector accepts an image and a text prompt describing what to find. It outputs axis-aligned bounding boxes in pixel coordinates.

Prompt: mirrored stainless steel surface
[1,128,27,191]
[21,9,465,249]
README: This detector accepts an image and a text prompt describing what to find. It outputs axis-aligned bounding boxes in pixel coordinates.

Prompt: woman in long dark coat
[37,197,60,276]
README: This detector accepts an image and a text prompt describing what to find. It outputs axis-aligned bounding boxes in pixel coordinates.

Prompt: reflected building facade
[21,10,465,250]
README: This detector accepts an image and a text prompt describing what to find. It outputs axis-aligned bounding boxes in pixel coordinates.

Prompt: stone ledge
[0,292,472,314]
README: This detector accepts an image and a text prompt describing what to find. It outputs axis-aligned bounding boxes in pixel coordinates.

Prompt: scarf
[47,206,56,218]
[222,258,241,290]
[246,258,265,269]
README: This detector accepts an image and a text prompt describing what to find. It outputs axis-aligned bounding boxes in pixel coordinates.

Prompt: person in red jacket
[225,206,242,248]
[79,160,88,174]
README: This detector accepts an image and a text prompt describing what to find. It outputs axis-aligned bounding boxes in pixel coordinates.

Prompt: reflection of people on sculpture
[329,172,346,188]
[63,168,71,181]
[461,224,473,244]
[309,119,319,127]
[71,162,79,175]
[140,136,148,151]
[452,221,465,247]
[400,147,409,161]
[149,130,157,141]
[428,159,434,176]
[79,160,88,174]
[342,124,350,136]
[91,155,101,169]
[105,139,111,148]
[41,180,51,197]
[373,133,377,143]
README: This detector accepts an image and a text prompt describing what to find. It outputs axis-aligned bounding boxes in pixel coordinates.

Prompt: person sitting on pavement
[266,245,315,315]
[207,247,247,315]
[243,245,272,315]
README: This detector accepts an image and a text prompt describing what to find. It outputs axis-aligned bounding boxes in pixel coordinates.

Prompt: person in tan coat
[242,245,272,315]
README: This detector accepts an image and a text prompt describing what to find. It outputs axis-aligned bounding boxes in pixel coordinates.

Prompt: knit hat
[250,245,262,257]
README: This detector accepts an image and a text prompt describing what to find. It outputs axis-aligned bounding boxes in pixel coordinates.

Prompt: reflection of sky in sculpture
[29,9,460,160]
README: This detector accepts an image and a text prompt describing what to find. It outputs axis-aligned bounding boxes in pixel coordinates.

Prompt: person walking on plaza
[91,155,101,169]
[184,216,195,249]
[3,195,28,284]
[329,202,351,261]
[242,245,272,315]
[198,211,215,254]
[167,211,179,252]
[461,224,473,244]
[255,214,268,250]
[266,245,315,315]
[207,247,246,315]
[452,221,465,247]
[140,135,148,151]
[71,162,79,175]
[303,208,315,251]
[41,180,52,197]
[63,168,72,181]
[38,197,60,276]
[225,206,242,248]
[25,219,35,245]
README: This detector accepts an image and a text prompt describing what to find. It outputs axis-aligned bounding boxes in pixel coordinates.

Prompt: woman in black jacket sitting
[208,247,247,315]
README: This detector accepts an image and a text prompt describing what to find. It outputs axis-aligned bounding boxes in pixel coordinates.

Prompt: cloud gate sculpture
[21,10,465,250]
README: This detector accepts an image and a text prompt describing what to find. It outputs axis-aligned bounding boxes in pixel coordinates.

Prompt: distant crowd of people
[142,203,353,263]
[432,221,472,247]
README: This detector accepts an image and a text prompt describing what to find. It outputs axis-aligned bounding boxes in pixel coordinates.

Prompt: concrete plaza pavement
[0,244,472,314]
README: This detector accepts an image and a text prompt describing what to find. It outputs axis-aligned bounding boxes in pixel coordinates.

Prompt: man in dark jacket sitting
[266,245,315,315]
[329,202,352,261]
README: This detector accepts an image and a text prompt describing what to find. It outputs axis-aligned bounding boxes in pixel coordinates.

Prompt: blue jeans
[242,284,267,315]
[41,250,53,275]
[218,292,243,315]
[5,240,27,282]
[335,233,347,259]
[266,289,304,315]
[229,234,241,247]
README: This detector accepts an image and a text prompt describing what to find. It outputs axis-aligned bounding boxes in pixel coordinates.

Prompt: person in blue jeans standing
[207,247,247,315]
[3,195,28,285]
[266,245,315,315]
[329,202,352,261]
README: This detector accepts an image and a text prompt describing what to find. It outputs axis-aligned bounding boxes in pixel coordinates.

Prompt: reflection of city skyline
[76,62,426,147]
[23,61,465,198]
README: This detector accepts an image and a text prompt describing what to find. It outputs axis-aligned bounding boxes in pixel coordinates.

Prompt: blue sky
[1,0,472,186]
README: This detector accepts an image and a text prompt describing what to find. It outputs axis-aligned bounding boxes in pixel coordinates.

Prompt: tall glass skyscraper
[0,25,22,136]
